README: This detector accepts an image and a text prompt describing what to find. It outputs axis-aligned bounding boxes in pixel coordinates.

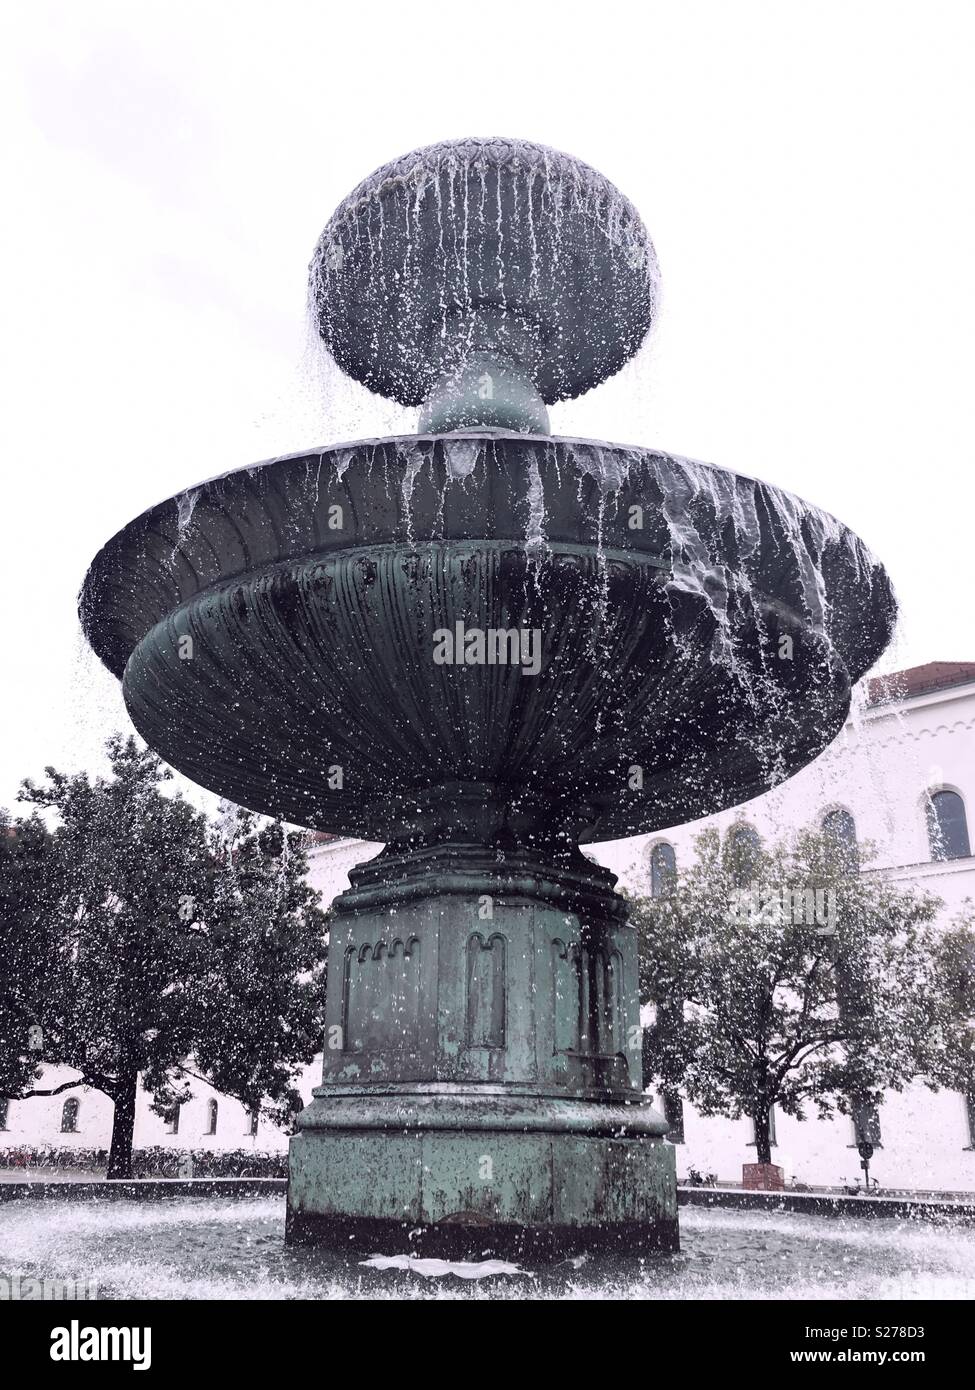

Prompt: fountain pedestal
[287,830,677,1255]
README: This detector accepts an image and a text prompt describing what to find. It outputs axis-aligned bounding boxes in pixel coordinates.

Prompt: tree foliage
[922,911,975,1099]
[0,812,58,1097]
[190,809,328,1130]
[632,824,945,1165]
[4,735,328,1176]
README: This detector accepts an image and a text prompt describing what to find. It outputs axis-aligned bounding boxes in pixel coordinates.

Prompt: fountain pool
[1,1197,972,1300]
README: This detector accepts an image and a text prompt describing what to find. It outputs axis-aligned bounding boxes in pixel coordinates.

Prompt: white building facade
[3,663,973,1192]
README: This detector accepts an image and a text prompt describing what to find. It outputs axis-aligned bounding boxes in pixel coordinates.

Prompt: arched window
[823,808,858,870]
[927,791,971,861]
[164,1104,181,1136]
[60,1097,79,1133]
[650,843,677,898]
[0,1097,9,1131]
[248,1109,260,1138]
[727,825,761,887]
[206,1099,218,1136]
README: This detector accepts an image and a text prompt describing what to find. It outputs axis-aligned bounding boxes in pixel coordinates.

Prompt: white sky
[1,0,973,809]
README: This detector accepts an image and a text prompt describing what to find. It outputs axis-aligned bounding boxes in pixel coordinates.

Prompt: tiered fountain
[80,138,895,1257]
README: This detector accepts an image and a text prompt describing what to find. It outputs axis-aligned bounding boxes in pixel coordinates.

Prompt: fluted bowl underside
[310,138,659,406]
[80,434,896,842]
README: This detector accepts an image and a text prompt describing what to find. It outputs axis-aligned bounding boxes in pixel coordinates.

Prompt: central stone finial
[309,137,659,431]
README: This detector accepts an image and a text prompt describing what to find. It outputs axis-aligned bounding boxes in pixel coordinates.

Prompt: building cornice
[863,679,975,722]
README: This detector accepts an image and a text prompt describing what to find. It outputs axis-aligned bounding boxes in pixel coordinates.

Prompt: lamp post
[857,1140,876,1193]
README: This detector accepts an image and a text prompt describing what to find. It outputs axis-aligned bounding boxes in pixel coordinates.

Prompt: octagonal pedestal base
[286,839,679,1257]
[286,1094,678,1258]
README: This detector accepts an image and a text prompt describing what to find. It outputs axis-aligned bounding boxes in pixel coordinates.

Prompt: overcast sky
[1,0,972,810]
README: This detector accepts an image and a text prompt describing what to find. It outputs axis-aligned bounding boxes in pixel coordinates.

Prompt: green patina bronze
[289,836,677,1254]
[80,137,896,1257]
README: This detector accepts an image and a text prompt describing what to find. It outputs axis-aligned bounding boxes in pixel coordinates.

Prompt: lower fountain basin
[1,1194,970,1299]
[79,433,894,841]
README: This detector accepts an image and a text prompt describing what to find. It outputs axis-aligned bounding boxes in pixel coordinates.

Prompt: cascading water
[308,139,660,411]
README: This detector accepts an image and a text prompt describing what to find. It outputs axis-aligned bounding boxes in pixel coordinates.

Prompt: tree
[188,809,328,1131]
[633,825,944,1166]
[13,736,329,1177]
[0,812,58,1099]
[17,737,216,1176]
[922,910,975,1108]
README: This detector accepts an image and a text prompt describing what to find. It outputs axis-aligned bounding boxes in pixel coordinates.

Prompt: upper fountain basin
[79,434,895,843]
[309,137,659,409]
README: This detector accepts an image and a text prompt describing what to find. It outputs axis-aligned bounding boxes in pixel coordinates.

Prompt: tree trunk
[106,1066,139,1179]
[753,1100,772,1165]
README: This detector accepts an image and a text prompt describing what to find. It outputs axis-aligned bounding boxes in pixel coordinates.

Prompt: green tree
[187,809,328,1132]
[922,911,975,1107]
[13,737,329,1177]
[0,812,58,1099]
[17,737,215,1176]
[633,825,944,1166]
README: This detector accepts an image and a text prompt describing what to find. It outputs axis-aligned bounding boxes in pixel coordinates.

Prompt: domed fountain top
[309,137,659,423]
